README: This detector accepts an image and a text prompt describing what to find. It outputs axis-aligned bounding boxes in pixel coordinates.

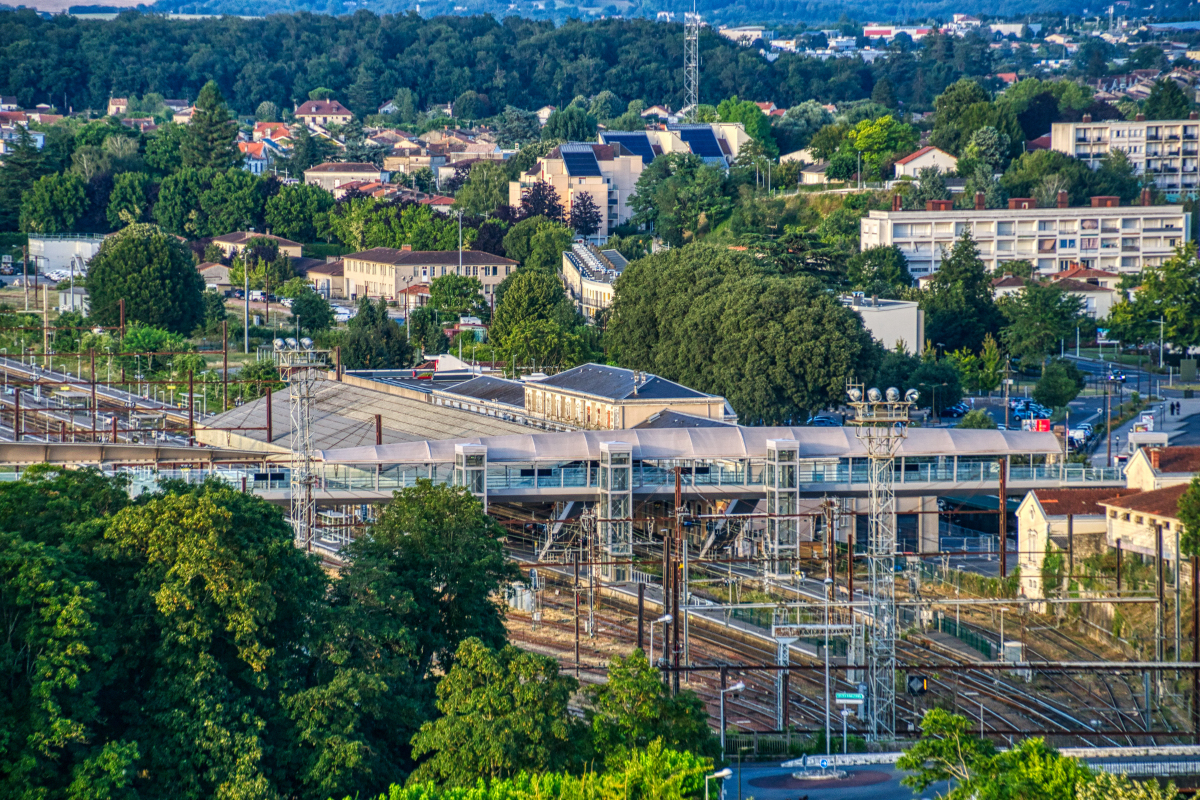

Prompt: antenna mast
[684,2,700,121]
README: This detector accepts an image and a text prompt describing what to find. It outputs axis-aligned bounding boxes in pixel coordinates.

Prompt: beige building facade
[1050,115,1200,195]
[860,198,1190,276]
[342,246,517,301]
[509,142,644,239]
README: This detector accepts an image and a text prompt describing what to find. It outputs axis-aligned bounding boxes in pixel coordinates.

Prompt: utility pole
[1003,358,1012,430]
[244,262,250,355]
[1106,378,1113,468]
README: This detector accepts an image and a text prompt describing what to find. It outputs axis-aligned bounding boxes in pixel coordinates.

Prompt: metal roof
[536,364,714,402]
[320,426,1063,465]
[438,375,526,407]
[199,381,529,452]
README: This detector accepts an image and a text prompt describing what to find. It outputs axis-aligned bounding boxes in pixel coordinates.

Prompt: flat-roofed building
[1050,113,1200,195]
[342,245,517,301]
[859,196,1190,276]
[304,162,387,192]
[841,294,924,354]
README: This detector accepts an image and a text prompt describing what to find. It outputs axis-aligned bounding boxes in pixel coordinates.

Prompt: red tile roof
[238,142,266,159]
[1053,266,1119,281]
[894,145,953,166]
[295,100,352,117]
[1054,277,1113,293]
[305,162,381,173]
[1154,446,1200,474]
[1100,483,1190,518]
[1031,487,1143,516]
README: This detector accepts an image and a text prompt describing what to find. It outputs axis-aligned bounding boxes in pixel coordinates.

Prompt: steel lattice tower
[684,3,700,121]
[847,384,914,742]
[278,341,325,550]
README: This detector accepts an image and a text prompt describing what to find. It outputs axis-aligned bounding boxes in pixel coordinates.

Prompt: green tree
[453,161,510,216]
[452,89,491,121]
[629,153,729,247]
[909,359,964,415]
[901,166,951,210]
[1078,772,1178,800]
[86,223,204,334]
[106,171,151,228]
[957,409,997,428]
[999,282,1084,369]
[542,107,597,141]
[291,287,334,334]
[1144,79,1192,120]
[931,78,992,154]
[181,81,241,171]
[586,649,720,767]
[500,317,584,370]
[1178,474,1200,557]
[919,231,1003,353]
[494,106,542,148]
[1033,359,1086,409]
[490,268,579,345]
[772,100,834,153]
[1108,242,1200,352]
[410,638,585,786]
[19,172,88,233]
[265,182,334,242]
[285,125,337,174]
[200,289,227,334]
[717,96,777,156]
[343,296,413,368]
[255,100,280,121]
[0,127,45,230]
[845,245,912,297]
[838,114,918,180]
[429,273,487,319]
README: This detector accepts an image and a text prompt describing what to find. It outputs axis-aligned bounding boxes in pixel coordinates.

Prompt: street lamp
[719,680,746,754]
[649,613,672,670]
[705,768,733,800]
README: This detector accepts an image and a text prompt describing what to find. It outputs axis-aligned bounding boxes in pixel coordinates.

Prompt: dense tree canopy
[608,243,880,421]
[85,223,205,334]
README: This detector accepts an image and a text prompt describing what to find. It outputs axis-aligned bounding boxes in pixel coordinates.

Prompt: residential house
[211,232,303,259]
[238,142,269,175]
[378,99,399,115]
[107,97,128,116]
[342,245,518,302]
[718,26,775,45]
[163,98,190,113]
[197,262,232,294]
[253,122,291,142]
[991,273,1116,318]
[305,260,345,299]
[173,107,195,125]
[535,106,557,126]
[640,104,673,119]
[295,99,353,129]
[1125,445,1200,490]
[893,146,958,178]
[800,162,831,184]
[0,126,45,154]
[0,96,19,111]
[304,162,387,192]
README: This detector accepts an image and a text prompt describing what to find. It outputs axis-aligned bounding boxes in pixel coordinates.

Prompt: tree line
[1,468,724,799]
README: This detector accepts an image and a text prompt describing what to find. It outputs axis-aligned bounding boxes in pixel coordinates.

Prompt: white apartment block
[859,196,1190,276]
[1050,113,1200,195]
[509,142,644,240]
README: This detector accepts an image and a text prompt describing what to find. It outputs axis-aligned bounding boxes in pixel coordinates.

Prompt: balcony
[1122,245,1139,252]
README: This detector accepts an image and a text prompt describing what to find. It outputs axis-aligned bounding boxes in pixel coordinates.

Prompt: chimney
[401,244,413,251]
[926,199,953,211]
[1140,187,1152,206]
[1090,195,1119,207]
[891,194,902,211]
[1057,190,1068,209]
[1136,113,1146,122]
[1008,198,1035,210]
[1191,112,1198,120]
[975,191,985,210]
[1150,448,1161,470]
[1082,113,1092,123]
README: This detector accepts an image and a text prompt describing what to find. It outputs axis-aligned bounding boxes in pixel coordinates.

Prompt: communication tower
[684,2,700,121]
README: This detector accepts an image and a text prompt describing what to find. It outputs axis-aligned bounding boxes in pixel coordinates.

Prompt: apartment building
[859,195,1190,276]
[561,243,628,321]
[509,142,644,240]
[1050,113,1200,195]
[342,245,517,302]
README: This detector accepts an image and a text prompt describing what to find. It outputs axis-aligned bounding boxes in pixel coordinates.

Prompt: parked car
[942,402,969,418]
[1107,370,1127,383]
[806,415,842,427]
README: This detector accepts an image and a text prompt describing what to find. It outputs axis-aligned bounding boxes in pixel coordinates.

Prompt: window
[1082,237,1099,249]
[1123,513,1131,521]
[1135,515,1143,524]
[997,221,1015,236]
[1060,239,1077,249]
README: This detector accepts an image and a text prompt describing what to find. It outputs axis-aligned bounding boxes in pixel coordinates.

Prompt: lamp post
[649,613,672,670]
[719,680,745,755]
[705,768,733,800]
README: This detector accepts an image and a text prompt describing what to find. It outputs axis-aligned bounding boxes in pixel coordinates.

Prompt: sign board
[1034,419,1051,432]
[835,692,865,705]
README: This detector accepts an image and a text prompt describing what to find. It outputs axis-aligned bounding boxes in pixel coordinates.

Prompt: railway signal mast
[846,383,917,741]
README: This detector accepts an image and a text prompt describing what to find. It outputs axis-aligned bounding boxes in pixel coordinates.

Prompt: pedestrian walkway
[1089,397,1200,465]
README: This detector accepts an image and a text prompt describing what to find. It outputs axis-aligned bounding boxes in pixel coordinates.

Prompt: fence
[938,615,993,659]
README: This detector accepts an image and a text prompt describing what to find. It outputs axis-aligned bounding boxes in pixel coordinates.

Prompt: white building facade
[1050,114,1200,195]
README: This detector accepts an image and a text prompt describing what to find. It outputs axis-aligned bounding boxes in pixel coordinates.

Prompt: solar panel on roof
[601,132,655,164]
[561,146,603,177]
[673,127,724,159]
